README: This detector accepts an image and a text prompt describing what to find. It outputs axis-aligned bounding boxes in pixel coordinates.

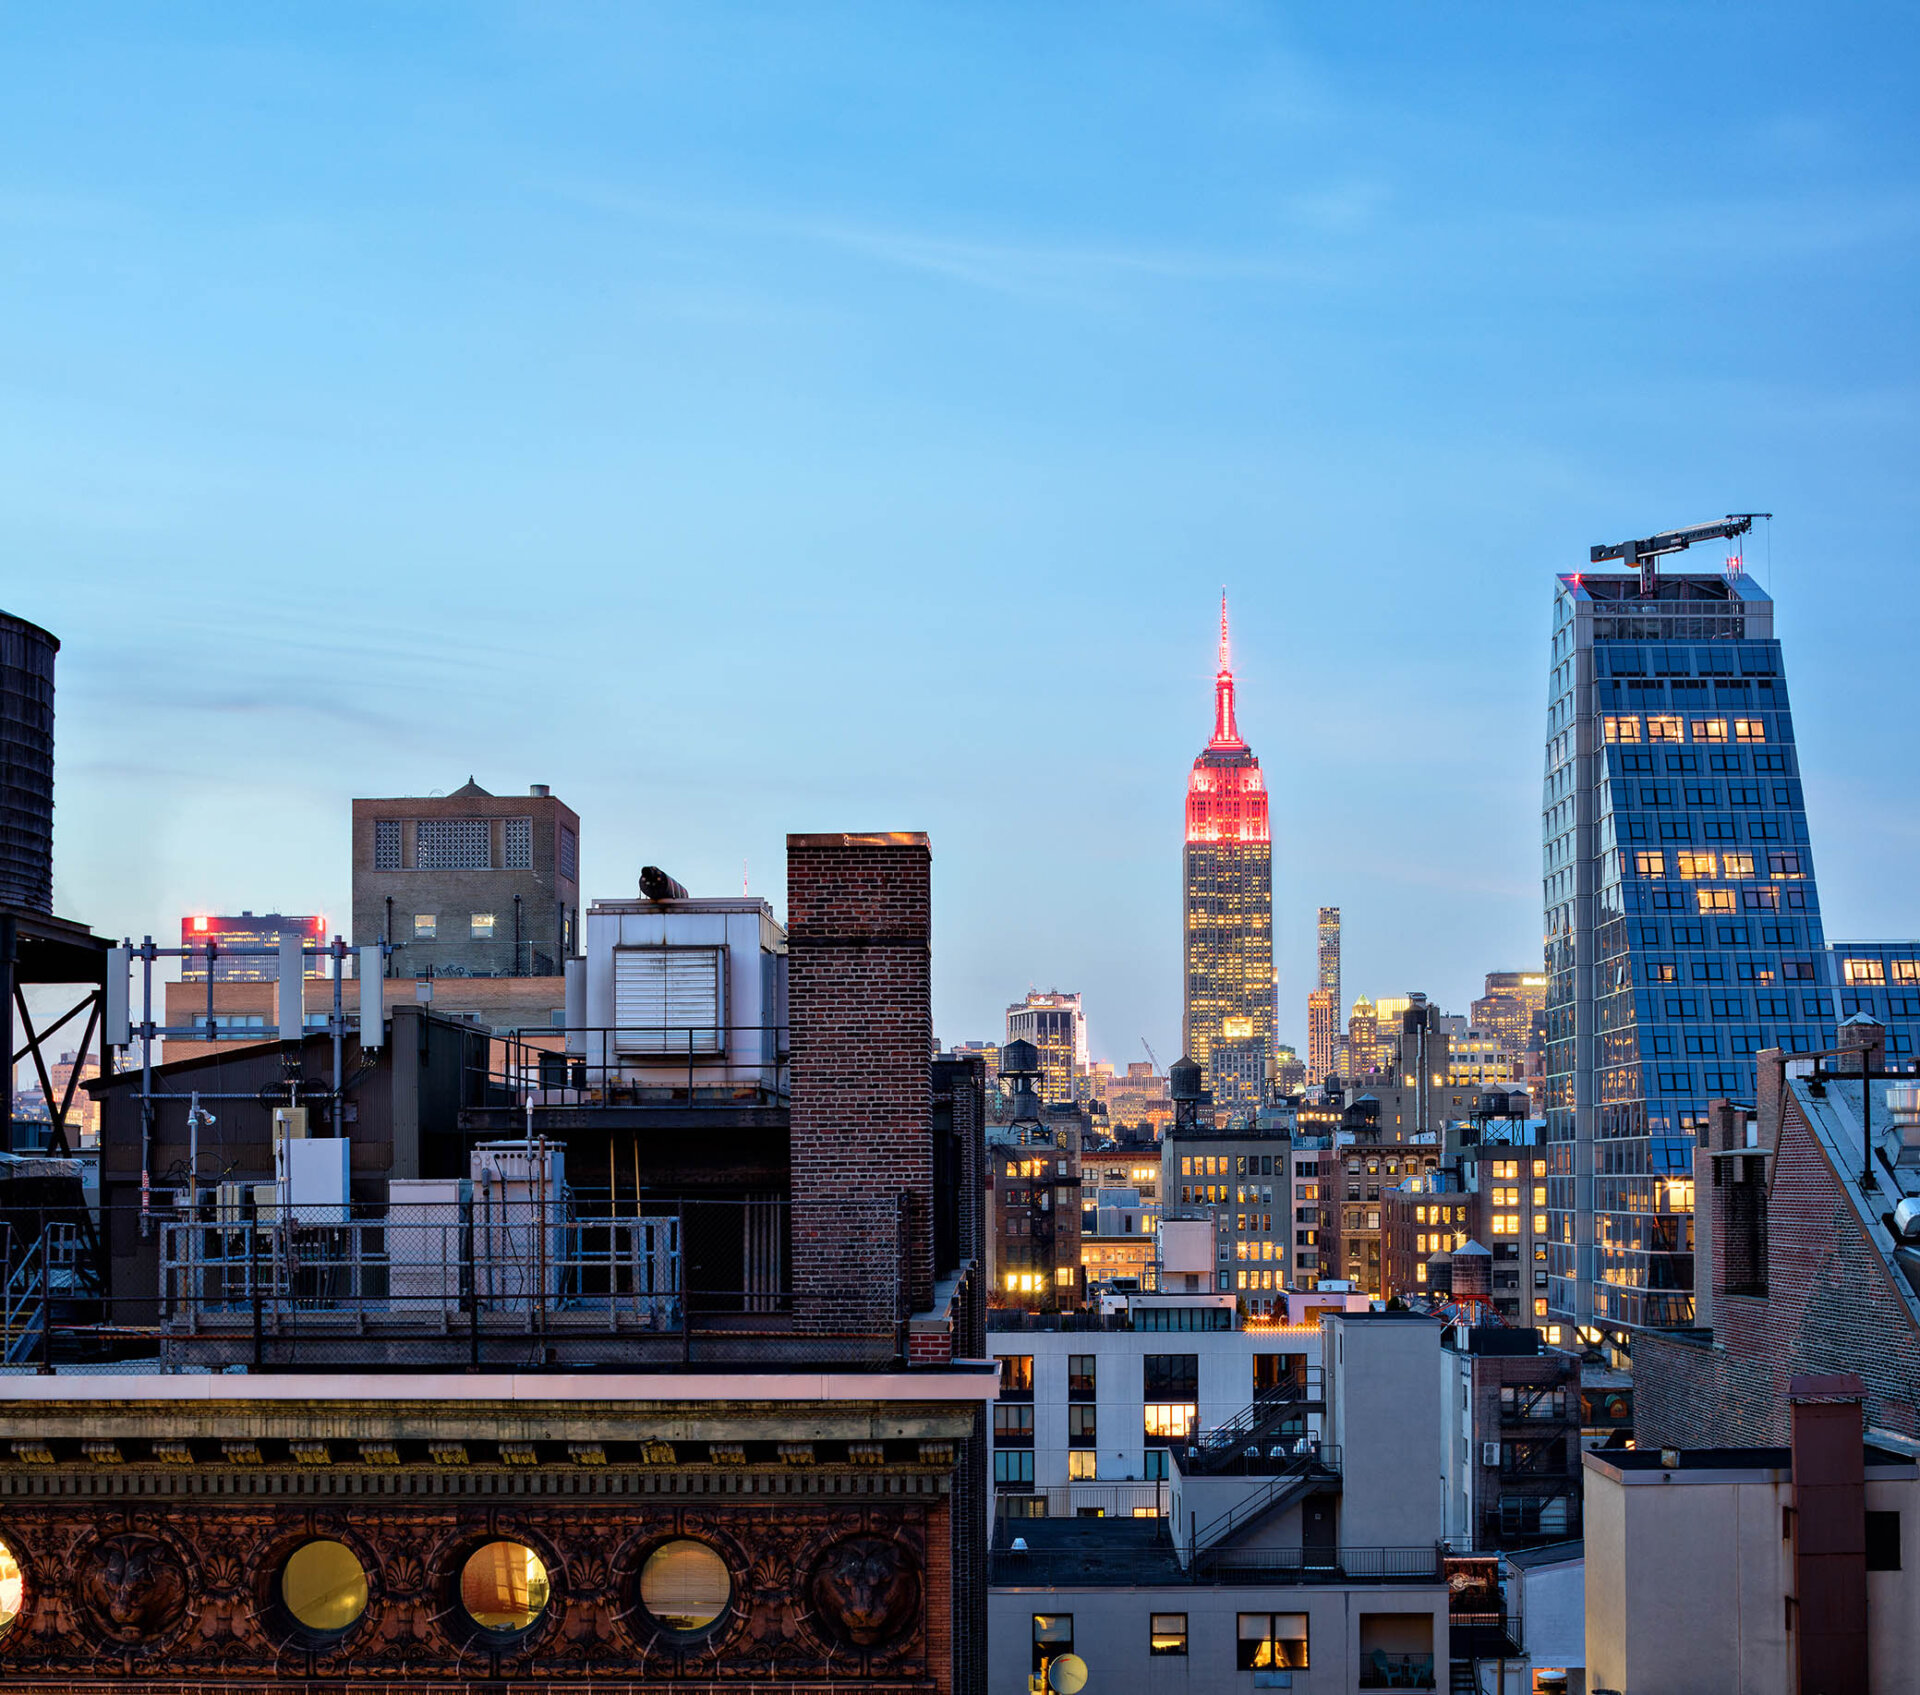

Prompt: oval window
[460,1541,551,1633]
[281,1540,369,1635]
[640,1539,731,1633]
[0,1539,21,1633]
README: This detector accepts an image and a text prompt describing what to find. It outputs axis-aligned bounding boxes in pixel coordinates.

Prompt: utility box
[272,1107,308,1155]
[388,1176,472,1309]
[280,1137,349,1221]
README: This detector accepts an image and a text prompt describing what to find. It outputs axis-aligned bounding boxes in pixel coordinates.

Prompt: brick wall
[1636,1089,1920,1450]
[788,832,934,1336]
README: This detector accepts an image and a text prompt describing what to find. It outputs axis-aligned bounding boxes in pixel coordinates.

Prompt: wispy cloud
[540,177,1335,304]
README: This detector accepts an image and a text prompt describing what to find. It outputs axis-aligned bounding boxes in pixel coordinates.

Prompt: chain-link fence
[0,1194,912,1373]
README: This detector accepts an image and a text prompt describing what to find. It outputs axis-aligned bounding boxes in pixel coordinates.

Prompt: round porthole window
[0,1538,21,1633]
[460,1540,551,1634]
[281,1540,369,1636]
[639,1539,731,1634]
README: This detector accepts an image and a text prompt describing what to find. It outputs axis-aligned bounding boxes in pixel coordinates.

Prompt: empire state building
[1183,595,1274,1114]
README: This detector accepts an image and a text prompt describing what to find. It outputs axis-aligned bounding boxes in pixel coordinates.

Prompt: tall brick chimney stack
[787,832,935,1339]
[1789,1373,1869,1695]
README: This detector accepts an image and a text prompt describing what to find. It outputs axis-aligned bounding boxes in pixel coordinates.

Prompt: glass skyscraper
[1544,565,1823,1331]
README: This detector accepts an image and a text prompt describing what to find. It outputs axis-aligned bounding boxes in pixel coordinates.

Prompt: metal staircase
[1178,1368,1325,1475]
[2,1224,84,1365]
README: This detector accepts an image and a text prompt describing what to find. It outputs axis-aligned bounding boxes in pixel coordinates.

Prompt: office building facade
[1183,598,1274,1113]
[179,912,327,982]
[1316,905,1340,1013]
[1306,989,1338,1086]
[1544,564,1825,1331]
[1004,992,1085,1107]
[1472,970,1549,1063]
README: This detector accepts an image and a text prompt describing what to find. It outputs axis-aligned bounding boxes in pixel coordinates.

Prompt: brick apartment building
[1634,1019,1920,1451]
[1322,1140,1443,1297]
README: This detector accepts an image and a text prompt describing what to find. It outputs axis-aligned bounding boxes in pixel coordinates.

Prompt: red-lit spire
[1211,588,1243,748]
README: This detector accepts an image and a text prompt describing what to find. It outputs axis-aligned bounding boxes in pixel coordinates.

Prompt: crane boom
[1590,512,1771,596]
[1141,1036,1161,1074]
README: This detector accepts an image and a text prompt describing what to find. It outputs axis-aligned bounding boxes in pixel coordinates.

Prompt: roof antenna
[743,857,749,896]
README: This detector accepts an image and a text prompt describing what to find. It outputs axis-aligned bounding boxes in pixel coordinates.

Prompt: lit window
[281,1540,369,1635]
[1237,1613,1309,1671]
[1068,1450,1097,1481]
[1494,1214,1519,1236]
[1055,1266,1075,1287]
[1691,718,1729,743]
[1697,890,1734,912]
[1143,1404,1197,1441]
[1648,716,1682,741]
[1534,1214,1549,1235]
[460,1540,551,1635]
[1545,1325,1562,1344]
[414,914,437,939]
[638,1540,730,1635]
[1534,1186,1548,1206]
[1534,1298,1549,1318]
[1634,851,1666,877]
[1033,1614,1074,1677]
[1675,852,1716,879]
[1845,958,1887,986]
[1415,1262,1428,1285]
[1150,1614,1188,1656]
[1602,716,1641,743]
[1734,719,1766,742]
[471,913,496,939]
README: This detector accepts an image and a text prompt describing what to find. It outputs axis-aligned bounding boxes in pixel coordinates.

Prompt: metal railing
[159,1205,691,1330]
[0,1185,960,1372]
[994,1478,1170,1519]
[1178,1370,1325,1474]
[990,1542,1441,1587]
[1198,1544,1440,1581]
[472,1025,791,1112]
[1184,1442,1343,1555]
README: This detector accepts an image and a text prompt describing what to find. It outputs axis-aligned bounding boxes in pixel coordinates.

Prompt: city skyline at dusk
[7,5,1920,1065]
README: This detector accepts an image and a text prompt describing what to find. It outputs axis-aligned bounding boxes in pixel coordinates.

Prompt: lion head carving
[78,1534,188,1644]
[808,1535,918,1648]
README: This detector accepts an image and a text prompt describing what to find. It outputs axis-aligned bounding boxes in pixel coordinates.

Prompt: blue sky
[5,3,1918,1063]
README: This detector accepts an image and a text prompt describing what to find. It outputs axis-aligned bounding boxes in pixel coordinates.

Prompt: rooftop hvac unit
[1482,1443,1502,1468]
[215,1182,251,1227]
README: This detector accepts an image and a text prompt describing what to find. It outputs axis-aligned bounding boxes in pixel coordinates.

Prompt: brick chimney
[787,833,934,1338]
[1789,1372,1869,1695]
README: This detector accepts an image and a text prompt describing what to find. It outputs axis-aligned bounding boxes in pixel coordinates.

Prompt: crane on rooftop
[1590,513,1771,598]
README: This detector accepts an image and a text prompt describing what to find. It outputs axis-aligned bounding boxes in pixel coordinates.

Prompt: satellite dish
[1048,1654,1089,1694]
